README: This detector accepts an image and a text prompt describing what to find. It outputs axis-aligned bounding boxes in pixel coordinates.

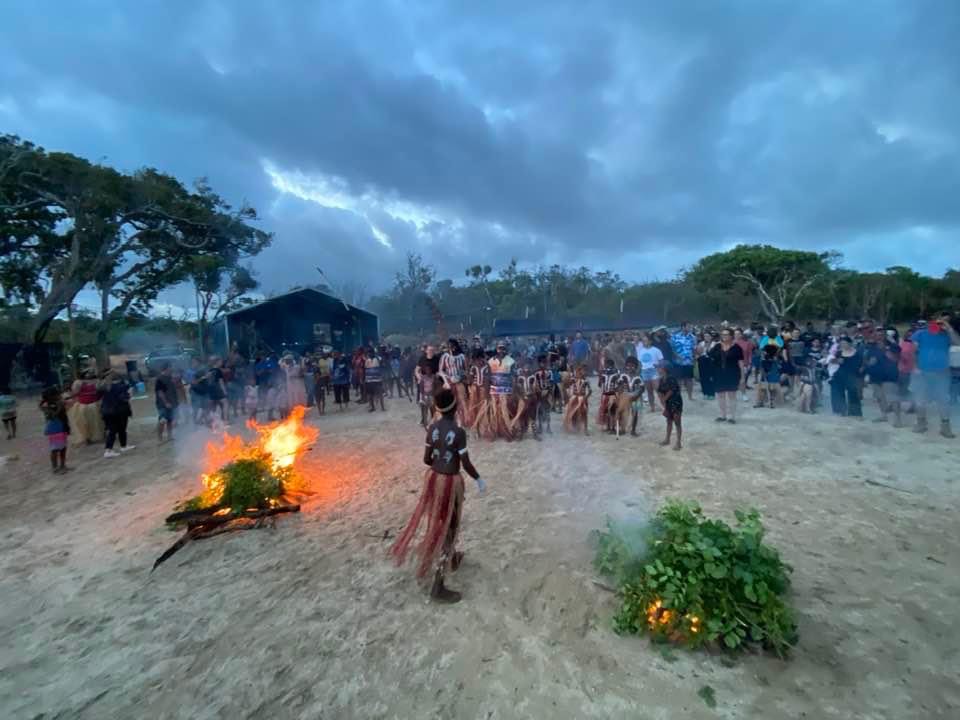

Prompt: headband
[437,396,457,413]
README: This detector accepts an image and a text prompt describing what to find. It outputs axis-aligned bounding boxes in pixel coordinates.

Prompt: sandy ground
[1,388,958,720]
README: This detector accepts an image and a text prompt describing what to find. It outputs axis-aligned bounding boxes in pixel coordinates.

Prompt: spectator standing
[709,328,745,423]
[331,351,351,410]
[734,328,755,400]
[911,314,959,437]
[864,333,902,426]
[101,371,135,458]
[66,370,104,446]
[670,322,697,401]
[40,386,70,473]
[637,333,664,412]
[0,386,16,439]
[652,326,675,374]
[695,332,717,400]
[829,337,863,418]
[569,331,591,370]
[155,363,179,442]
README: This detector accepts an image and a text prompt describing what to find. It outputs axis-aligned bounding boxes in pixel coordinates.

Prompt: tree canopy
[369,246,959,337]
[0,135,271,359]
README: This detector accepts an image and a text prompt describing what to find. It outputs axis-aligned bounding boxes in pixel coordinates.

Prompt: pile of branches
[153,454,301,571]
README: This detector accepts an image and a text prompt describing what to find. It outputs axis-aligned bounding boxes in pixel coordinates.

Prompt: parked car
[144,346,198,375]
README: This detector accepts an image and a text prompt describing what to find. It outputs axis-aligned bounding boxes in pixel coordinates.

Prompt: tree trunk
[96,283,113,370]
[29,276,87,345]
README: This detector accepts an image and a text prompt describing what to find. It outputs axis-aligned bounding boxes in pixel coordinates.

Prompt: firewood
[165,505,224,524]
[152,504,301,571]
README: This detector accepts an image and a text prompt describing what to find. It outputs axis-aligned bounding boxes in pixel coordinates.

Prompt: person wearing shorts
[669,322,696,400]
[154,363,179,442]
[637,333,664,412]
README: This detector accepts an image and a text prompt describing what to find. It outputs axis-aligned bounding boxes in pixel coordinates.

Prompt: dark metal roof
[220,287,376,320]
[493,315,661,337]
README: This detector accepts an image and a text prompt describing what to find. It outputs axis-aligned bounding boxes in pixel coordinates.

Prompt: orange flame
[198,406,319,506]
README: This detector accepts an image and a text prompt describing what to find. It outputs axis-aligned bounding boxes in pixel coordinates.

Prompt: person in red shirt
[898,329,917,412]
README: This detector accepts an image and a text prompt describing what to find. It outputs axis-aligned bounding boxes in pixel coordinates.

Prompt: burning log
[154,406,318,572]
[153,504,301,571]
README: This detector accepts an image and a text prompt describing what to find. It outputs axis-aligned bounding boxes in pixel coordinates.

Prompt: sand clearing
[1,394,958,719]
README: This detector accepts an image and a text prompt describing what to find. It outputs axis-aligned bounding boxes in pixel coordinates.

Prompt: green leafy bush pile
[592,500,798,655]
[216,455,287,512]
[172,452,291,517]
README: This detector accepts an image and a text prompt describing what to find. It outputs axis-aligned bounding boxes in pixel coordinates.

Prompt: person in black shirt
[864,334,902,425]
[390,389,484,604]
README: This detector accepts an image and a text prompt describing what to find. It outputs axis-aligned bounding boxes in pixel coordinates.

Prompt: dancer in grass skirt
[390,389,485,603]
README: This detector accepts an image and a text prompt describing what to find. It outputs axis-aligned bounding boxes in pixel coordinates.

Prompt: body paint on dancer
[390,388,483,604]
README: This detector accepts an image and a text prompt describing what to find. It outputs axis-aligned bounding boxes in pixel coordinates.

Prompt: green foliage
[1,134,271,348]
[215,454,288,513]
[698,685,717,709]
[593,500,798,656]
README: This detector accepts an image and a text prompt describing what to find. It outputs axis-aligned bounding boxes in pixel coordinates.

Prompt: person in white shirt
[637,333,665,411]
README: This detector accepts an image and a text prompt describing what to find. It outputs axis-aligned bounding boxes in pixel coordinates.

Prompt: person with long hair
[828,337,863,417]
[696,331,717,400]
[390,388,485,604]
[709,328,745,423]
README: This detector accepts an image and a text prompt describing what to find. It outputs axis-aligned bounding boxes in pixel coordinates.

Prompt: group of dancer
[390,337,681,605]
[412,336,683,449]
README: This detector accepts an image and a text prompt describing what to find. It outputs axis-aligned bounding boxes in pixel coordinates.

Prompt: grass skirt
[390,470,464,579]
[67,401,103,446]
[564,396,589,433]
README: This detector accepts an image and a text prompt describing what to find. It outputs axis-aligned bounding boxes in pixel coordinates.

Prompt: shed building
[208,287,379,357]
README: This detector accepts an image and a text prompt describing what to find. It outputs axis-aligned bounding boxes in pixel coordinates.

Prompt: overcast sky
[2,0,958,311]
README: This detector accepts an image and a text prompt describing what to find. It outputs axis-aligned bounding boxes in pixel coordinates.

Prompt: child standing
[390,388,485,603]
[756,344,783,408]
[1,387,17,439]
[657,364,683,450]
[797,356,819,413]
[244,376,259,421]
[40,387,70,473]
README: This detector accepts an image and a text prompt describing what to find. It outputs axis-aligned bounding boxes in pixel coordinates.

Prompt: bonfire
[153,406,319,570]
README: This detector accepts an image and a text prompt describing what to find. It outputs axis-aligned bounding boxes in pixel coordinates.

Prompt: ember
[153,406,319,570]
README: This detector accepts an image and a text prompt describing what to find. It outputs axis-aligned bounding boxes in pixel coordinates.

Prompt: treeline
[370,246,960,336]
[0,135,270,363]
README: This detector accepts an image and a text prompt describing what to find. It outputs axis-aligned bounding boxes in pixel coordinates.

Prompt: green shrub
[215,454,288,513]
[593,500,798,655]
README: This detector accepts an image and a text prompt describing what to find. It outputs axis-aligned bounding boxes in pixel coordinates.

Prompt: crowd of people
[6,310,958,475]
[397,312,960,450]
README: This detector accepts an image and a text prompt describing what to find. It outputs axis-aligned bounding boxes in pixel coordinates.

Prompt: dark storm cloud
[2,0,958,305]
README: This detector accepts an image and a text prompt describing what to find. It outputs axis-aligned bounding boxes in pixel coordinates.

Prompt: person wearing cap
[390,388,485,604]
[910,312,959,437]
[652,326,675,375]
